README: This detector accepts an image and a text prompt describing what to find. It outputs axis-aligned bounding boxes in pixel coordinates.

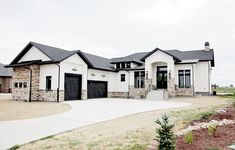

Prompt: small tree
[155,114,176,150]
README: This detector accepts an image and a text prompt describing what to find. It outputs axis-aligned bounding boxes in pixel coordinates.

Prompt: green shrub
[208,124,218,137]
[184,132,193,144]
[200,112,213,119]
[155,114,175,150]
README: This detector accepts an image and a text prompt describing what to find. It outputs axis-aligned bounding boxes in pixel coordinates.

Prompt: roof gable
[141,48,181,62]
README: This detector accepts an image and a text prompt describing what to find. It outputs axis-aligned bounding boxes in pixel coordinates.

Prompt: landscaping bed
[176,107,235,150]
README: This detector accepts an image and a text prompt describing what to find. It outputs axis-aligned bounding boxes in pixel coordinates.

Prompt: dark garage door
[88,80,108,99]
[64,73,82,100]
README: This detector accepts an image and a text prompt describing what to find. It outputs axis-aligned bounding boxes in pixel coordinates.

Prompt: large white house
[6,41,215,102]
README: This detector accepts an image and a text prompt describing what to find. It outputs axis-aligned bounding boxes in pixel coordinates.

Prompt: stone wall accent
[108,92,129,98]
[129,85,146,99]
[176,88,193,96]
[145,79,152,90]
[39,90,64,102]
[82,90,87,100]
[167,78,175,97]
[12,65,40,101]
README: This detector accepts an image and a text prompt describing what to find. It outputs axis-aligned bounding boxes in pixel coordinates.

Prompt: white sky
[0,0,234,86]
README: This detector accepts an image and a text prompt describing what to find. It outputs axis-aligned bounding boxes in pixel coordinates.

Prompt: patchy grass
[8,145,20,150]
[213,87,235,94]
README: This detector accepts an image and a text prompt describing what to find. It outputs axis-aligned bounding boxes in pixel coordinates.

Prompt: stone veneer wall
[39,90,64,102]
[167,78,175,97]
[82,90,87,100]
[129,85,146,99]
[108,92,129,98]
[176,88,193,96]
[12,65,40,101]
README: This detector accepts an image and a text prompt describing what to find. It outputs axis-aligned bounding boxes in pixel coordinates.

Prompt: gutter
[55,63,60,102]
[23,66,32,102]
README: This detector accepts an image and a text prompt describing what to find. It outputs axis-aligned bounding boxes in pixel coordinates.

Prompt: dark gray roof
[8,41,215,71]
[0,63,12,77]
[30,42,79,62]
[111,52,148,64]
[81,52,114,71]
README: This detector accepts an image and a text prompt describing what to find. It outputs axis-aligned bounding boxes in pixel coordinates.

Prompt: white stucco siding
[19,46,51,62]
[60,54,88,90]
[194,61,210,93]
[40,64,58,90]
[145,50,175,81]
[174,64,194,87]
[88,69,129,92]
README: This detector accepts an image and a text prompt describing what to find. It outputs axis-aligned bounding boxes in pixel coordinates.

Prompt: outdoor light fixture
[146,71,148,79]
[72,68,77,71]
[169,70,171,79]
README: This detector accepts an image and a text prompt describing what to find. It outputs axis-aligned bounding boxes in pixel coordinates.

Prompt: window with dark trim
[121,62,125,68]
[19,82,22,88]
[23,82,27,88]
[134,71,145,88]
[46,76,52,91]
[121,74,125,82]
[116,63,120,69]
[126,62,131,68]
[14,82,18,88]
[178,70,191,88]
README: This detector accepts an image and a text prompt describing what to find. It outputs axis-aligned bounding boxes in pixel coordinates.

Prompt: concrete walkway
[0,98,190,150]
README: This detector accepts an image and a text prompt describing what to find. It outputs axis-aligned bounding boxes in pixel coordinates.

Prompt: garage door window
[121,74,125,82]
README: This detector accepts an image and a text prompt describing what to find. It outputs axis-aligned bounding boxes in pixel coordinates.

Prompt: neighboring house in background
[5,41,214,102]
[0,63,12,93]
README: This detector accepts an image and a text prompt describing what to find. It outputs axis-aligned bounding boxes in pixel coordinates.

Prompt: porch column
[167,62,175,97]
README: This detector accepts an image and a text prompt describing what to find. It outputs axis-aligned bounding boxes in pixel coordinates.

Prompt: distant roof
[7,41,215,71]
[0,63,12,77]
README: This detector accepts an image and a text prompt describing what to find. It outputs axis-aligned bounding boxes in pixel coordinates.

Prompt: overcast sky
[0,0,234,86]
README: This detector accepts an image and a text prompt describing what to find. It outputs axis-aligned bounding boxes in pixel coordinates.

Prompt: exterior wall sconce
[168,70,171,79]
[146,71,148,79]
[91,73,95,76]
[101,75,106,77]
[72,68,77,71]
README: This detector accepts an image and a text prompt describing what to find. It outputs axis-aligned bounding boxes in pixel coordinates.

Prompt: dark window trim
[134,71,145,88]
[46,76,52,91]
[121,74,125,82]
[178,70,191,88]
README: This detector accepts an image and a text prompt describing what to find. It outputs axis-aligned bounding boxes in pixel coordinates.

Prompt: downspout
[192,64,195,97]
[24,66,32,102]
[56,63,60,102]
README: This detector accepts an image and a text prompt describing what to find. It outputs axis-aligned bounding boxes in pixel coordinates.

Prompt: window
[116,63,120,69]
[126,62,131,68]
[14,82,18,88]
[134,71,145,88]
[121,62,125,68]
[19,82,22,88]
[23,82,27,88]
[178,70,191,88]
[46,76,52,91]
[121,74,125,82]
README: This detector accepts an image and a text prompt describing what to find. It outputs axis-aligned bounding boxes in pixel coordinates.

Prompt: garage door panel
[65,74,82,100]
[88,80,107,99]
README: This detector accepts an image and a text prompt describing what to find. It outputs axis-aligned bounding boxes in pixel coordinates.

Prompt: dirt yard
[16,96,232,150]
[0,94,71,121]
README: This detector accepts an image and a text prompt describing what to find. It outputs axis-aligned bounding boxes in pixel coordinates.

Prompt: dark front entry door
[157,66,167,89]
[88,80,108,99]
[64,73,82,100]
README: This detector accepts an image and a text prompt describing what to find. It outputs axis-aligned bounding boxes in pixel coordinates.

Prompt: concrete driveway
[0,98,190,149]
